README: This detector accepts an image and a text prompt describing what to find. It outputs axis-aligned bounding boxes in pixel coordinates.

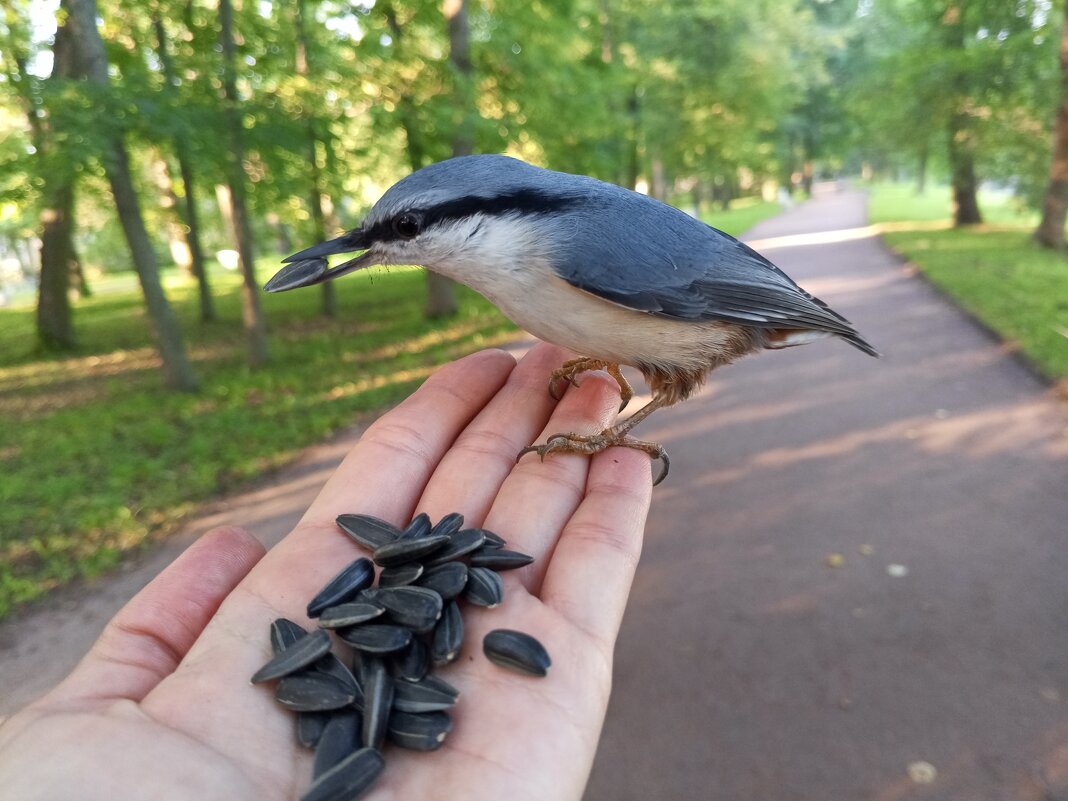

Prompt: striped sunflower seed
[318,601,385,629]
[429,512,464,539]
[415,561,468,600]
[387,710,453,752]
[376,586,443,632]
[373,534,449,568]
[312,709,361,780]
[481,530,507,549]
[276,673,358,712]
[463,566,504,608]
[300,746,384,801]
[483,629,551,677]
[469,548,535,571]
[431,601,463,666]
[311,652,361,701]
[424,528,486,566]
[392,674,459,713]
[335,513,401,550]
[252,629,332,683]
[389,637,430,683]
[306,558,375,618]
[296,711,330,749]
[378,563,424,587]
[271,618,309,654]
[399,513,431,540]
[338,623,413,655]
[360,657,393,750]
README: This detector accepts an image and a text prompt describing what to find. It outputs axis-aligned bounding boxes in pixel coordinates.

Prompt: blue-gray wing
[547,189,876,355]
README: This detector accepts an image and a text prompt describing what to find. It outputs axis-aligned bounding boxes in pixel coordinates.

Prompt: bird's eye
[392,214,421,239]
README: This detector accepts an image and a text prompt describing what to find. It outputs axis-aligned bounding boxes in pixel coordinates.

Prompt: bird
[264,154,877,485]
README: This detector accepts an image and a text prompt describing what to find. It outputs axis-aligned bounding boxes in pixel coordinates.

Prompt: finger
[42,526,265,708]
[538,446,651,648]
[413,342,571,526]
[150,350,517,691]
[482,369,626,592]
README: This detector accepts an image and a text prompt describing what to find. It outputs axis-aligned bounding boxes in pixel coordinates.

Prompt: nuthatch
[265,155,877,484]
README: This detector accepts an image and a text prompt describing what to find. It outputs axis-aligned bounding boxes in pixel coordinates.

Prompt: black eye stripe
[369,190,583,243]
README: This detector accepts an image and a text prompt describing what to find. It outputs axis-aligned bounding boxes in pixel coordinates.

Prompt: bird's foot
[548,357,634,412]
[516,427,670,486]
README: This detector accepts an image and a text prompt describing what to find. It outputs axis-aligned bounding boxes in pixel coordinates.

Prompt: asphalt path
[3,186,1067,800]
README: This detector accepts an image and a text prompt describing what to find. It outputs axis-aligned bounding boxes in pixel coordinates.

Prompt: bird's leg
[548,357,634,412]
[517,394,672,485]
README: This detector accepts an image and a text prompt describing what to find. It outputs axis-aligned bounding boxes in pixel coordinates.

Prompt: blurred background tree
[0,0,1062,382]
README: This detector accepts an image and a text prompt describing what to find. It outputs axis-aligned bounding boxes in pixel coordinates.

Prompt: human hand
[0,343,653,801]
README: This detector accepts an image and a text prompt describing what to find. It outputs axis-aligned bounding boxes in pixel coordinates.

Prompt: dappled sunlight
[342,317,518,364]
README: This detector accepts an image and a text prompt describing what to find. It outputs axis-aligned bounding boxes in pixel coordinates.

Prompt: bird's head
[263,155,588,294]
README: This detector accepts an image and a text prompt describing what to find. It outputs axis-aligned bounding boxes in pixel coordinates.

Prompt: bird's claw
[515,431,670,486]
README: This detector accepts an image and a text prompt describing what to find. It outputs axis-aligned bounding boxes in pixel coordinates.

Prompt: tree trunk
[295,0,336,317]
[219,0,269,367]
[1035,5,1068,249]
[33,14,77,350]
[424,0,469,319]
[942,1,982,226]
[65,0,199,391]
[153,14,214,321]
[916,145,929,195]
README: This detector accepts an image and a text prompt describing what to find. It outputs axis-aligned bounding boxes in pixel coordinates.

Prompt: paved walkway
[4,186,1068,800]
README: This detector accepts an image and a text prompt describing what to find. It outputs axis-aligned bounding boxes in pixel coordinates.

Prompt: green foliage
[0,262,517,618]
[871,183,1067,382]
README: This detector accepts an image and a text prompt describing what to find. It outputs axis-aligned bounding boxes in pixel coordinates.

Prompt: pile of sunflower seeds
[251,512,552,801]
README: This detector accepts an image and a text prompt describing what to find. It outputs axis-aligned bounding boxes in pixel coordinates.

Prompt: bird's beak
[263,230,374,293]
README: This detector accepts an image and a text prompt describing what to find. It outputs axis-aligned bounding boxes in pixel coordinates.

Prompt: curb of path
[865,198,1068,403]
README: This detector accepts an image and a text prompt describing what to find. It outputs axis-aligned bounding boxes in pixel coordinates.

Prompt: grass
[868,182,1068,382]
[703,197,781,236]
[0,200,776,619]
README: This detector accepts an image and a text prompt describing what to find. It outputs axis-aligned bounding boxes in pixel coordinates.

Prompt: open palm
[0,343,653,801]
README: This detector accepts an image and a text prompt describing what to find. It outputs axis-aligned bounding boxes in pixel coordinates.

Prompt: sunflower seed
[389,637,430,683]
[360,657,393,750]
[378,563,424,587]
[481,530,507,549]
[429,512,464,539]
[424,528,487,566]
[431,601,463,665]
[312,652,361,700]
[463,566,504,608]
[415,561,468,600]
[336,514,401,550]
[388,710,453,752]
[373,534,449,568]
[377,586,443,632]
[483,629,551,677]
[318,601,385,629]
[307,558,375,618]
[469,548,535,571]
[296,711,330,749]
[276,673,358,711]
[399,513,431,540]
[392,674,459,713]
[300,746,384,801]
[338,623,413,655]
[252,629,332,683]
[271,618,309,654]
[313,709,361,780]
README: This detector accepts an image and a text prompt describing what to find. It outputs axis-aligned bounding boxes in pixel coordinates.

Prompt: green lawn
[0,200,777,619]
[868,182,1068,382]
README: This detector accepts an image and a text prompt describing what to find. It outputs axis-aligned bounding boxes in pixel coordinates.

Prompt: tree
[1035,1,1068,249]
[152,10,215,322]
[65,0,199,390]
[1,1,79,350]
[219,0,269,367]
